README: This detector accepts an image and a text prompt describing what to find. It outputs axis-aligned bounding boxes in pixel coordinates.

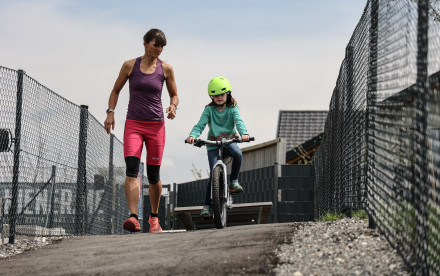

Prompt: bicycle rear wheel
[212,165,226,229]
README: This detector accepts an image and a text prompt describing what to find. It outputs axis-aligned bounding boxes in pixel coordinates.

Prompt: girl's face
[144,38,163,57]
[212,93,227,106]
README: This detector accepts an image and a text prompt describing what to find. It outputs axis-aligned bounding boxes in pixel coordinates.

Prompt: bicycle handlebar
[185,137,255,147]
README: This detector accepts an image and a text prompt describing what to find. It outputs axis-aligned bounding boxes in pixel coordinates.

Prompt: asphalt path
[0,223,295,276]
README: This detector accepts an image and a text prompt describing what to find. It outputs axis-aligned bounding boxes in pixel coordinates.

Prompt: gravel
[273,218,410,276]
[0,237,65,259]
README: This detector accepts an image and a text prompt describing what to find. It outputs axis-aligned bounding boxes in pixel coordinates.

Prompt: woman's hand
[186,137,195,144]
[241,134,250,141]
[166,104,177,120]
[104,113,115,134]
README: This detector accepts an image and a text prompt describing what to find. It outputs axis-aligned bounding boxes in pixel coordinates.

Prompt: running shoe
[123,217,141,232]
[200,205,212,218]
[229,180,243,195]
[148,216,163,233]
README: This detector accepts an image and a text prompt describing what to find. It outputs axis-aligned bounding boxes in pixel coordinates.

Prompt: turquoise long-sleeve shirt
[189,105,248,151]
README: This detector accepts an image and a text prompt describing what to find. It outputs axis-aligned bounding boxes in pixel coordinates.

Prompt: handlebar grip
[249,137,255,141]
[184,140,188,143]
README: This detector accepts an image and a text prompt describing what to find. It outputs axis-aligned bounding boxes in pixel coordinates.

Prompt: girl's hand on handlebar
[186,137,195,144]
[241,134,250,141]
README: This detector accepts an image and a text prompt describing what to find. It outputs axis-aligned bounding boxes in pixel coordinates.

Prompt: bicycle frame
[197,138,236,206]
[186,137,254,228]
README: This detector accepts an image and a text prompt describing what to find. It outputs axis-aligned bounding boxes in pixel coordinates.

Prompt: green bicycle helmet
[208,76,231,96]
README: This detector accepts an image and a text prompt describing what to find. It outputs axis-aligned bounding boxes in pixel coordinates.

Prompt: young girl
[186,76,249,218]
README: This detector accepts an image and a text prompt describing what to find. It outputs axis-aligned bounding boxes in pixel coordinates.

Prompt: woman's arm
[163,61,178,120]
[104,60,133,134]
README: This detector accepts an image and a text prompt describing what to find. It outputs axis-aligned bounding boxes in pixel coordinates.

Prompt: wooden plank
[230,202,273,209]
[260,204,272,224]
[174,202,273,230]
[257,207,262,224]
[175,209,197,231]
[174,206,202,212]
[174,202,272,213]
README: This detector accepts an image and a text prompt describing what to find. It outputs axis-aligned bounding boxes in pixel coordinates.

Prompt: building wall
[227,138,286,172]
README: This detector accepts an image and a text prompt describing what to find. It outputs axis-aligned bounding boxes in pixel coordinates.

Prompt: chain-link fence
[0,67,139,244]
[314,0,440,274]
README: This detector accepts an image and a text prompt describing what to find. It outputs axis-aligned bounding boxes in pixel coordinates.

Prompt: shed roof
[276,110,328,150]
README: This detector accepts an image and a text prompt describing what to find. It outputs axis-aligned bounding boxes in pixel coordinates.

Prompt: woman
[104,28,178,233]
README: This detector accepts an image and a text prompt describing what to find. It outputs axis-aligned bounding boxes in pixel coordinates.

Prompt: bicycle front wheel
[212,165,226,229]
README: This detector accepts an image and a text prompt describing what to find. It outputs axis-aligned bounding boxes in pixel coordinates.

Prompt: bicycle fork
[211,161,233,209]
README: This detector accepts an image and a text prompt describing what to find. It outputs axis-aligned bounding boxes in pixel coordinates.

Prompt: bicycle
[185,137,254,229]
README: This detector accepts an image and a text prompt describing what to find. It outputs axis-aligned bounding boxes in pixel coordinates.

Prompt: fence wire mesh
[314,0,440,274]
[0,67,132,242]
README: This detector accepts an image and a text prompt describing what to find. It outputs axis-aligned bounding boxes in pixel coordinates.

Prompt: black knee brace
[147,164,161,184]
[125,156,140,178]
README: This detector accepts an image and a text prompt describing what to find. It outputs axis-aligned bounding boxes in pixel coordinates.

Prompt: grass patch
[316,212,345,222]
[316,209,368,222]
[352,209,368,219]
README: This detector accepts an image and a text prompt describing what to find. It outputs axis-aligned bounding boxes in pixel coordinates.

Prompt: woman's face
[144,38,163,57]
[212,93,227,106]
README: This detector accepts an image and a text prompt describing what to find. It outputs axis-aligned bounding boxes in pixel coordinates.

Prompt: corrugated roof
[276,110,328,151]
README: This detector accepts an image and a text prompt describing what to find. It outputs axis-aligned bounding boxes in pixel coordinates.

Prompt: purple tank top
[127,57,165,121]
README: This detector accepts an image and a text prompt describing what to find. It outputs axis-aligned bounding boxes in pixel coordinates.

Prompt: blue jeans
[204,143,242,206]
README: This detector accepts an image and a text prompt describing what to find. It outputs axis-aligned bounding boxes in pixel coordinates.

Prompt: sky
[0,0,368,184]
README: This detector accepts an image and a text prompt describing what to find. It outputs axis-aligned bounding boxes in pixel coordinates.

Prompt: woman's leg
[204,149,218,206]
[123,120,144,216]
[124,175,140,215]
[143,121,165,214]
[147,165,162,214]
[224,143,242,182]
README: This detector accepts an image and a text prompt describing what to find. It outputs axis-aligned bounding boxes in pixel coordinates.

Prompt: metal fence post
[75,105,89,235]
[107,133,114,234]
[273,163,280,223]
[366,0,378,230]
[346,45,354,217]
[169,183,176,229]
[47,165,56,229]
[334,87,343,213]
[8,69,25,244]
[330,101,336,213]
[415,0,429,274]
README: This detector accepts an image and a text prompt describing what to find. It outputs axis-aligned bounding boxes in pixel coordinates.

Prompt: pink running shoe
[148,216,162,233]
[123,217,141,232]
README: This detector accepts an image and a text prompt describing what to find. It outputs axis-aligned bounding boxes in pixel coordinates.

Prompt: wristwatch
[106,108,114,114]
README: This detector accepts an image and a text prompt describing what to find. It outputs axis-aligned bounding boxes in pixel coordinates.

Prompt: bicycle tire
[212,165,226,229]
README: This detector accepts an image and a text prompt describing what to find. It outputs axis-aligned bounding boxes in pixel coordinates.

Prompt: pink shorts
[124,119,165,165]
